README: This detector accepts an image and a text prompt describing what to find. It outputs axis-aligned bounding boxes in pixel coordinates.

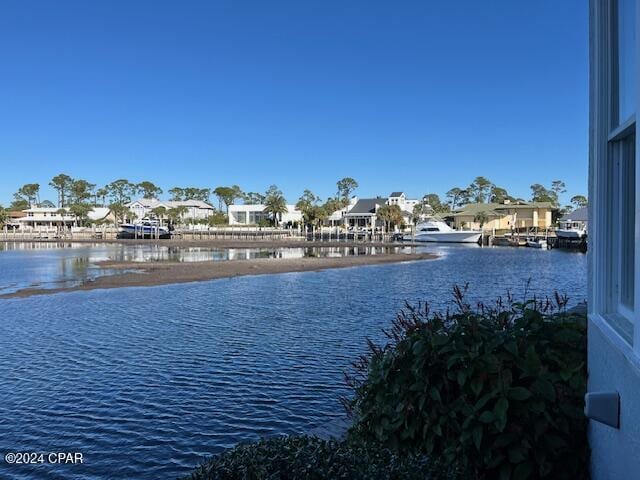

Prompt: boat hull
[117,225,171,239]
[556,229,585,239]
[405,232,482,243]
[526,241,548,249]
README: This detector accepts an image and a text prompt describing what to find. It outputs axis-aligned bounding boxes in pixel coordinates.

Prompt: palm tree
[263,185,288,226]
[474,211,491,230]
[167,206,189,227]
[376,204,403,232]
[109,203,130,226]
[69,203,92,227]
[150,206,168,226]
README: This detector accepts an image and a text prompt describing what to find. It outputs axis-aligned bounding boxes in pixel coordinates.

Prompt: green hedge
[183,436,458,480]
[346,289,589,480]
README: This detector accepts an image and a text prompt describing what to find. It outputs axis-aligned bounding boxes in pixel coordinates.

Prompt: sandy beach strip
[1,251,436,299]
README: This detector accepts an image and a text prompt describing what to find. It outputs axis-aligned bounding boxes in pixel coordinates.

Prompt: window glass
[618,0,636,123]
[620,134,636,309]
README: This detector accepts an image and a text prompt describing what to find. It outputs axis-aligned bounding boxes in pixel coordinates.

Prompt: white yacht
[405,219,481,243]
[556,207,588,239]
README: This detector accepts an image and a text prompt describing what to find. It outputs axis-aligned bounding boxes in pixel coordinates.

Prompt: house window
[614,133,635,312]
[592,0,638,346]
[614,0,636,124]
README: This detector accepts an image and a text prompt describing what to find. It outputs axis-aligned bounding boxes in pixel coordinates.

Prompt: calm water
[0,242,413,296]
[0,244,586,479]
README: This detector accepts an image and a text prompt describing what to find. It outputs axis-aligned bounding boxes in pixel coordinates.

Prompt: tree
[422,193,449,214]
[468,176,493,203]
[323,197,344,216]
[10,198,29,210]
[108,203,129,225]
[336,177,358,204]
[0,205,7,228]
[243,192,266,204]
[69,203,92,227]
[168,187,185,201]
[213,185,243,212]
[181,187,211,202]
[167,206,188,226]
[106,179,136,205]
[376,204,403,231]
[150,206,168,226]
[15,183,40,207]
[296,190,324,226]
[530,184,555,204]
[474,210,491,230]
[551,180,567,206]
[137,181,163,199]
[570,195,588,209]
[49,174,73,207]
[69,179,95,205]
[95,187,109,207]
[489,186,512,204]
[412,202,433,224]
[263,185,288,226]
[446,187,471,210]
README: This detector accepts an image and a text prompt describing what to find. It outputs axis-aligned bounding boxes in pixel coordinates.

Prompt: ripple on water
[0,245,586,479]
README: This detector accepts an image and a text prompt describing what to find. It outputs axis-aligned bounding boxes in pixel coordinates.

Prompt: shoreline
[0,251,436,299]
[0,238,421,249]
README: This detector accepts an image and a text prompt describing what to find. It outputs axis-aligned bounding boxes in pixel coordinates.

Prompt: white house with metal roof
[126,199,215,222]
[16,207,111,230]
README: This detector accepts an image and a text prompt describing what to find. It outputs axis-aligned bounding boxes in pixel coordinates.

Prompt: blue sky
[0,0,588,206]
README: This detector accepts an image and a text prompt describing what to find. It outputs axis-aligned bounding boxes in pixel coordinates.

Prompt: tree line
[1,175,360,227]
[0,174,586,229]
[415,176,587,216]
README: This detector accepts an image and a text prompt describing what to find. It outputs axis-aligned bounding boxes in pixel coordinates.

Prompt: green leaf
[478,411,495,423]
[472,424,483,450]
[532,379,556,402]
[508,387,532,401]
[513,461,534,480]
[494,397,509,418]
[508,447,527,464]
[429,387,442,402]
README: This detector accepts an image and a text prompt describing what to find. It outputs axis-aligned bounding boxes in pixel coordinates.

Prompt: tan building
[451,201,556,231]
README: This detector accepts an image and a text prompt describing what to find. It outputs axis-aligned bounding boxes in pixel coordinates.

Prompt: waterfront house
[16,207,111,231]
[558,206,588,232]
[586,0,640,478]
[228,204,303,226]
[342,192,418,229]
[451,201,556,231]
[127,199,215,222]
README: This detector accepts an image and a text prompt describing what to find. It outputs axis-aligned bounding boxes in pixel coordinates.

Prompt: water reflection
[0,243,416,295]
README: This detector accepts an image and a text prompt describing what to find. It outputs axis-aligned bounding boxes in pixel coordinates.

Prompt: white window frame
[589,0,639,353]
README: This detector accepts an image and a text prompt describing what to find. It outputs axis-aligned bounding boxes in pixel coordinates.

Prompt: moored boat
[117,221,171,239]
[404,219,481,243]
[525,237,549,249]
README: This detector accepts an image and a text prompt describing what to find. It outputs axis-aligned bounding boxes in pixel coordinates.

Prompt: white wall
[588,320,640,479]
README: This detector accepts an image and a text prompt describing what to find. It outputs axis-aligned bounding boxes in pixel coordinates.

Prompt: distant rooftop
[560,207,588,222]
[346,198,387,215]
[389,191,404,197]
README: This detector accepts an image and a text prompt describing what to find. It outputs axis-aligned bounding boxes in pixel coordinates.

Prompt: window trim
[590,0,639,354]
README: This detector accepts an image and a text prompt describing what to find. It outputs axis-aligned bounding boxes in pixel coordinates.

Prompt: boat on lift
[117,219,171,239]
